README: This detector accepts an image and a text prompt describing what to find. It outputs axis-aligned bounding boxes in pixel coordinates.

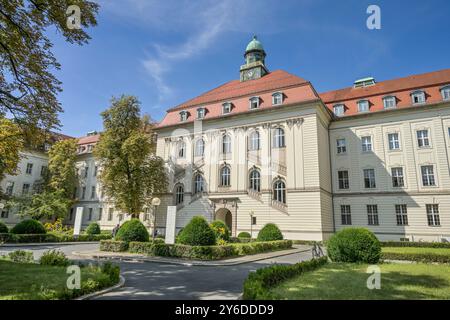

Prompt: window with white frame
[363,169,376,188]
[333,104,345,116]
[222,102,232,114]
[26,163,33,174]
[179,111,188,122]
[273,179,286,204]
[88,208,93,221]
[108,208,113,221]
[383,96,397,109]
[91,186,96,199]
[272,92,283,105]
[341,205,352,225]
[441,86,450,100]
[175,184,184,205]
[416,129,430,148]
[0,209,9,218]
[98,207,103,221]
[338,170,349,189]
[222,134,231,154]
[41,166,48,177]
[197,108,206,119]
[395,204,408,226]
[249,169,261,192]
[220,166,231,187]
[5,181,14,196]
[194,174,204,194]
[22,183,30,194]
[249,131,260,151]
[426,204,440,226]
[177,140,186,158]
[249,97,260,109]
[195,138,205,157]
[361,136,372,152]
[81,186,86,199]
[273,128,285,148]
[388,133,400,150]
[336,138,347,154]
[391,167,404,188]
[411,90,426,104]
[357,100,370,112]
[421,165,436,186]
[367,204,379,225]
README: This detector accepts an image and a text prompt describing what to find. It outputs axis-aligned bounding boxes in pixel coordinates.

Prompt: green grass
[268,262,450,300]
[382,247,450,256]
[0,260,110,300]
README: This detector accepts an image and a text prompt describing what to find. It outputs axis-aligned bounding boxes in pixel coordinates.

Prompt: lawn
[267,262,450,300]
[382,247,450,256]
[0,260,112,300]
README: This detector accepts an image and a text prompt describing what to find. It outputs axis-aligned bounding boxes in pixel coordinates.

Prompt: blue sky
[50,0,450,137]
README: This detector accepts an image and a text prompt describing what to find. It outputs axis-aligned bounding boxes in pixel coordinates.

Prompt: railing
[271,200,288,214]
[247,152,261,165]
[247,188,263,203]
[271,161,287,176]
[194,157,205,169]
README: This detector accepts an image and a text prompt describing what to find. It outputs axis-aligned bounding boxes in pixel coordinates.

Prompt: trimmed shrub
[10,219,46,234]
[381,251,450,263]
[327,228,381,263]
[381,241,450,249]
[0,221,8,233]
[210,220,230,242]
[238,232,251,238]
[115,219,149,242]
[85,222,101,235]
[39,250,69,266]
[257,223,283,242]
[177,216,216,246]
[7,250,34,263]
[243,256,328,300]
[100,240,129,252]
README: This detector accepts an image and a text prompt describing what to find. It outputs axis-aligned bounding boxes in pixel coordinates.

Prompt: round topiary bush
[257,223,283,241]
[0,221,8,233]
[210,220,230,242]
[10,219,46,234]
[115,219,149,242]
[177,216,216,246]
[327,227,381,263]
[85,222,101,235]
[238,232,251,238]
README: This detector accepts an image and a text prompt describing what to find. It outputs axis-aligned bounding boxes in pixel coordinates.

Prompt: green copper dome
[246,35,265,52]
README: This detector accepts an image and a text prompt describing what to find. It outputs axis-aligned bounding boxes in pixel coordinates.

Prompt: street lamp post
[151,197,161,240]
[249,211,254,239]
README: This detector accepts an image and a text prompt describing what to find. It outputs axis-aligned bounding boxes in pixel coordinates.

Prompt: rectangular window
[416,130,430,148]
[94,166,98,177]
[73,187,77,199]
[363,169,376,188]
[395,204,408,226]
[383,96,396,109]
[336,139,347,154]
[40,166,48,177]
[84,167,89,178]
[272,93,283,105]
[81,186,86,199]
[421,165,436,186]
[88,208,93,221]
[426,204,440,226]
[69,208,74,221]
[367,205,379,226]
[333,104,344,116]
[26,163,33,174]
[108,208,113,221]
[358,100,369,113]
[338,170,349,189]
[361,136,372,152]
[98,208,103,221]
[197,108,205,119]
[442,87,450,100]
[1,210,9,218]
[340,205,352,225]
[249,97,260,109]
[5,182,14,196]
[91,186,96,199]
[391,167,405,188]
[22,183,30,194]
[222,103,232,114]
[412,92,425,104]
[388,133,400,150]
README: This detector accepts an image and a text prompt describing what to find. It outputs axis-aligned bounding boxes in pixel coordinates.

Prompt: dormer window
[441,85,450,101]
[411,90,426,105]
[197,107,206,119]
[249,96,260,109]
[272,92,283,105]
[222,102,232,114]
[357,100,370,113]
[333,104,345,116]
[383,96,397,109]
[179,111,188,122]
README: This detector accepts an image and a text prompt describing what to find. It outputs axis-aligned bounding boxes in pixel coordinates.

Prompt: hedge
[115,219,149,242]
[381,241,450,249]
[100,240,129,252]
[381,252,450,264]
[10,219,46,234]
[0,233,112,243]
[243,256,328,300]
[257,223,283,242]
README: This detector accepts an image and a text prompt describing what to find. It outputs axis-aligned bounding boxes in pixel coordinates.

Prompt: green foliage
[47,139,78,199]
[0,118,24,185]
[100,240,129,252]
[327,228,381,263]
[115,219,149,242]
[210,220,230,242]
[243,256,328,300]
[7,250,34,263]
[10,219,46,234]
[257,223,283,242]
[0,232,111,244]
[238,232,251,238]
[0,221,8,233]
[39,250,69,267]
[85,222,101,235]
[381,241,450,249]
[177,216,216,246]
[94,95,167,217]
[101,262,120,284]
[381,247,450,263]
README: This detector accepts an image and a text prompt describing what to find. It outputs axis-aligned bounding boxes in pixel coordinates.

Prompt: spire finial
[253,34,257,40]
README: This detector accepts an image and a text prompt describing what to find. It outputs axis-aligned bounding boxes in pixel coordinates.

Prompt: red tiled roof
[158,70,319,128]
[320,69,450,116]
[77,134,100,145]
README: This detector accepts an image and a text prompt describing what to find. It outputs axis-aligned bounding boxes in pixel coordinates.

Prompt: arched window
[441,85,450,101]
[220,166,231,186]
[272,92,283,105]
[273,128,285,148]
[194,174,204,194]
[195,138,205,157]
[174,184,184,205]
[357,100,370,113]
[249,131,260,151]
[273,179,286,204]
[177,140,186,158]
[411,90,426,104]
[249,169,261,192]
[222,134,231,154]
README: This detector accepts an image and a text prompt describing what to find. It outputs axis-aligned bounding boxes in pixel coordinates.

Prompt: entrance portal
[215,208,232,231]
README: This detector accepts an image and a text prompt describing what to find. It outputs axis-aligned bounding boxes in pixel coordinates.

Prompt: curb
[75,275,126,300]
[72,247,311,267]
[1,241,100,247]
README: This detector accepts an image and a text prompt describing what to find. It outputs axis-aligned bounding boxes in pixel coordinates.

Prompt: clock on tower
[240,35,269,82]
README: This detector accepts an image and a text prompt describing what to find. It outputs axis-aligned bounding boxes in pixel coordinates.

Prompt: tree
[94,95,168,218]
[0,0,99,145]
[0,117,24,189]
